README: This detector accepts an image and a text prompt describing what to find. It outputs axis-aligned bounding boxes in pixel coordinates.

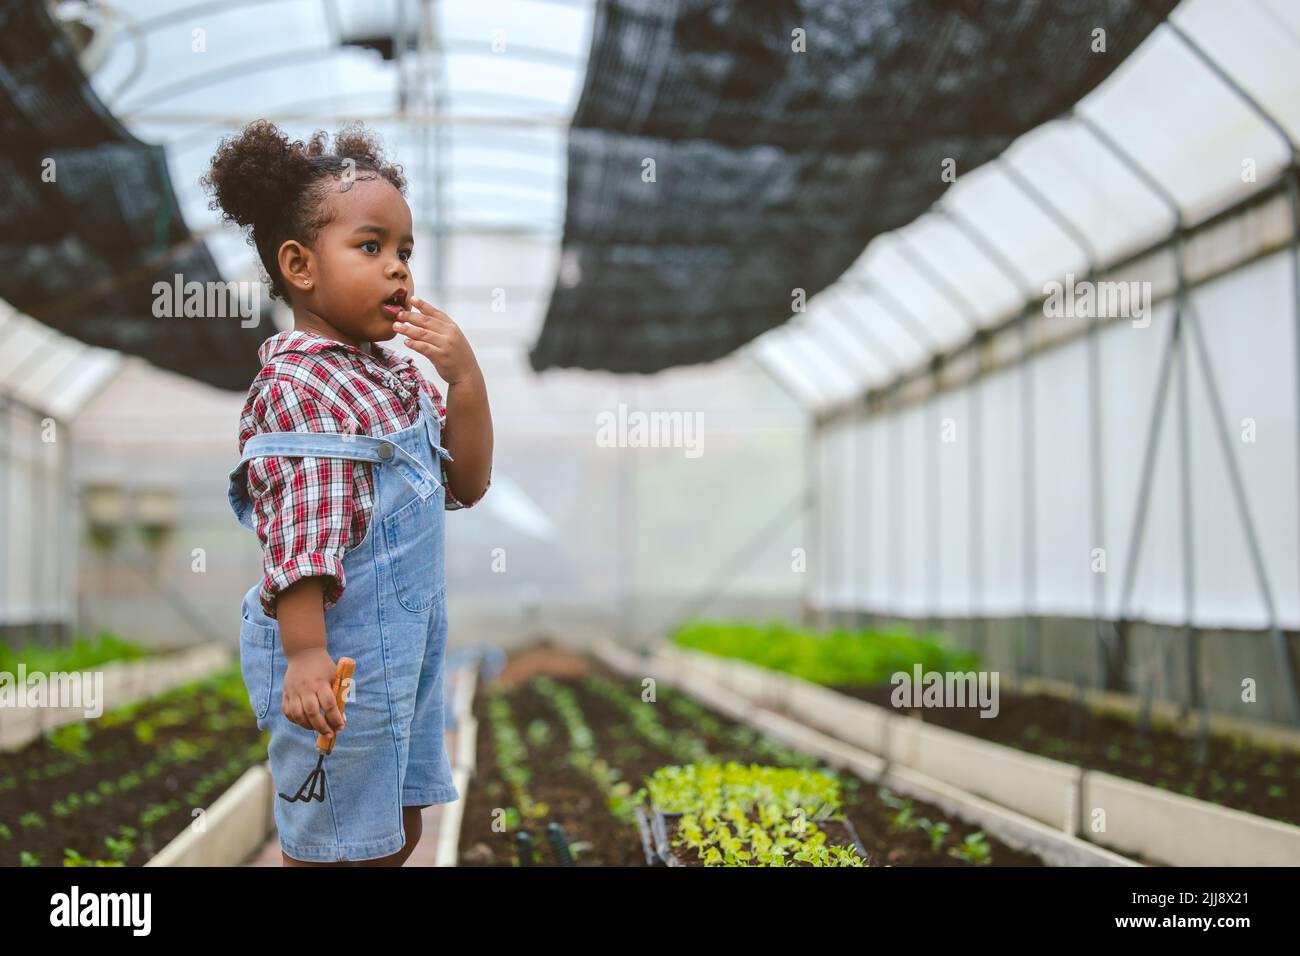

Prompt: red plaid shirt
[237,329,489,619]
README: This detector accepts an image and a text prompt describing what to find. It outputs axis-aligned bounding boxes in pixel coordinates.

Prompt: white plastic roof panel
[751,0,1300,412]
[0,305,123,420]
[750,335,827,410]
[89,0,594,280]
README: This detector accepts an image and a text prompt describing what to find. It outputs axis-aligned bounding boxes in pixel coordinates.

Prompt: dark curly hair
[200,119,407,303]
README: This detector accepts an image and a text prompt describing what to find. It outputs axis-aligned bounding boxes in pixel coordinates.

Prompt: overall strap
[227,429,444,532]
[236,430,442,496]
[417,385,442,424]
[417,386,455,464]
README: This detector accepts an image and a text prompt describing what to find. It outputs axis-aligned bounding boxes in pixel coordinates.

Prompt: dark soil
[833,684,1300,827]
[0,665,269,866]
[457,654,1045,867]
[458,680,649,866]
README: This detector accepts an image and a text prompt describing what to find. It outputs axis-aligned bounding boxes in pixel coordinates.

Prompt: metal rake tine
[279,752,327,803]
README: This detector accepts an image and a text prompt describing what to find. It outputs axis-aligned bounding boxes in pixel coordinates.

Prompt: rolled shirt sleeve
[244,378,359,619]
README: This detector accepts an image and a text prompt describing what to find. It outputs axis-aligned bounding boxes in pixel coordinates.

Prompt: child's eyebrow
[352,224,414,242]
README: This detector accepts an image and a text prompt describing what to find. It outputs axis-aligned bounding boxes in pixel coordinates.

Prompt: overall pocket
[383,488,445,613]
[239,611,277,722]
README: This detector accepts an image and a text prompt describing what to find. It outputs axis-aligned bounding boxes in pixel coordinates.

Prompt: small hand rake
[279,657,355,804]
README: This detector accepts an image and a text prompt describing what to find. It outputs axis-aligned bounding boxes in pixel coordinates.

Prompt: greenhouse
[0,0,1296,911]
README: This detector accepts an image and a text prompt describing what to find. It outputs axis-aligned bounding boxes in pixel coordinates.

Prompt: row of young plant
[672,618,1300,828]
[531,676,646,824]
[485,675,862,866]
[671,618,977,685]
[0,663,269,866]
[584,672,1004,865]
[0,632,151,677]
[487,669,1009,866]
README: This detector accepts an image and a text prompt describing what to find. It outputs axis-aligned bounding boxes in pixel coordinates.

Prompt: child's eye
[361,240,380,253]
[399,249,413,262]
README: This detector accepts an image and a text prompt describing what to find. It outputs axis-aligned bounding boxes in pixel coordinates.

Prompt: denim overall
[227,385,459,862]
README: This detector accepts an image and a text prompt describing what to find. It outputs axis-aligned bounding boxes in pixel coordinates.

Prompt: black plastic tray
[643,805,871,866]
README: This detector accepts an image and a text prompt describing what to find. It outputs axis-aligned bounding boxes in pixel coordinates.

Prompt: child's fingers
[398,304,442,330]
[395,316,440,341]
[409,297,449,320]
[283,693,304,728]
[315,686,347,732]
[300,691,336,737]
[403,336,445,357]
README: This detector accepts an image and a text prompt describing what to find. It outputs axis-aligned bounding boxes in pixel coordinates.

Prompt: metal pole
[838,276,951,636]
[998,154,1116,688]
[809,413,821,629]
[1175,272,1197,716]
[1075,111,1193,705]
[925,382,939,637]
[939,208,1041,677]
[861,400,874,630]
[889,410,902,628]
[1163,7,1300,716]
[1131,15,1300,719]
[0,392,8,639]
[885,232,985,640]
[1185,300,1300,723]
[968,347,986,663]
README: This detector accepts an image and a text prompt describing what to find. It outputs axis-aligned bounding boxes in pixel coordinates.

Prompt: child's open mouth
[381,289,408,318]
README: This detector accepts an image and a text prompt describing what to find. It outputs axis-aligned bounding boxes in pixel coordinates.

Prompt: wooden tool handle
[317,656,356,753]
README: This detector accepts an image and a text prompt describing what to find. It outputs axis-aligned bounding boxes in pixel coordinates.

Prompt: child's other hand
[282,648,347,739]
[394,297,482,387]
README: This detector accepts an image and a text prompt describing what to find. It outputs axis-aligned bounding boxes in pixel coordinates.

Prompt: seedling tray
[644,804,870,867]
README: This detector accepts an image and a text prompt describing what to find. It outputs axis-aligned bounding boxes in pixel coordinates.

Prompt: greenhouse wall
[812,244,1300,722]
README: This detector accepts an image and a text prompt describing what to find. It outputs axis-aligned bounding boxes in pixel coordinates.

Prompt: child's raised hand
[394,297,481,387]
[282,647,348,739]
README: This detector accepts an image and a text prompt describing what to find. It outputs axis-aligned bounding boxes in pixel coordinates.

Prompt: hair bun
[200,119,315,233]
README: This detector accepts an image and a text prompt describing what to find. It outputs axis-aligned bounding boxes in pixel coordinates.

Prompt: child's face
[295,177,414,347]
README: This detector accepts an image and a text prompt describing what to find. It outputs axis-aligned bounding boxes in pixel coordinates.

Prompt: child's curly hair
[200,119,407,303]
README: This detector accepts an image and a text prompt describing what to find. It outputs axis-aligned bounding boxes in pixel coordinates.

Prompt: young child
[204,120,493,866]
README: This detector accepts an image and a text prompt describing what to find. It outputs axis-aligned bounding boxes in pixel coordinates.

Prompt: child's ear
[278,239,314,292]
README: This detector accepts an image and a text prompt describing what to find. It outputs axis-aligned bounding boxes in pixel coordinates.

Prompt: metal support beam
[1156,8,1300,720]
[872,230,984,649]
[999,152,1117,689]
[938,206,1041,677]
[1185,299,1300,723]
[1075,110,1191,710]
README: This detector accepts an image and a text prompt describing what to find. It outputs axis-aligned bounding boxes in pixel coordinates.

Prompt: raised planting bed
[0,642,232,753]
[832,683,1300,827]
[668,620,1300,827]
[609,641,1133,866]
[642,762,870,866]
[0,662,268,866]
[456,651,1044,867]
[660,644,1300,865]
